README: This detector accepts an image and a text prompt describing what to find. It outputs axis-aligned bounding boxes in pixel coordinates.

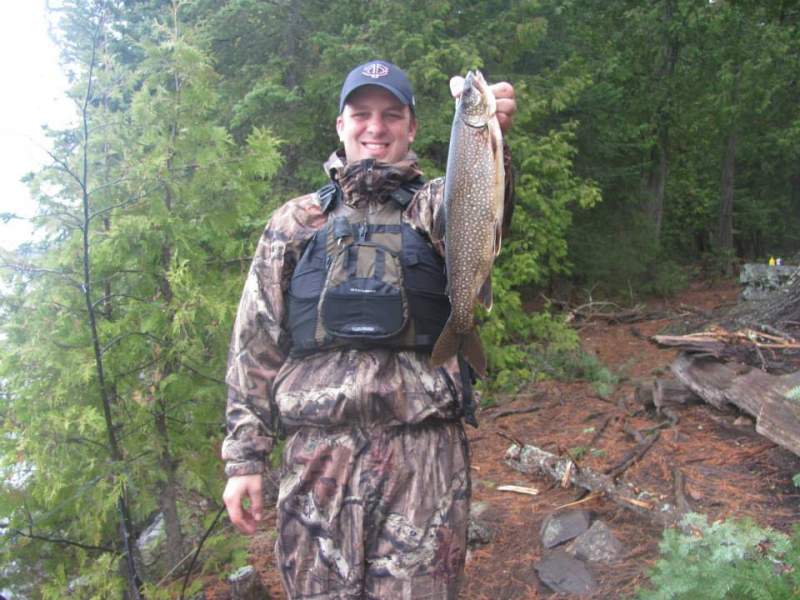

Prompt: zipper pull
[364,159,374,193]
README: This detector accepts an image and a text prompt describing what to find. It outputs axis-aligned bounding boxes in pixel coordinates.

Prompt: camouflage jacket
[222,150,513,477]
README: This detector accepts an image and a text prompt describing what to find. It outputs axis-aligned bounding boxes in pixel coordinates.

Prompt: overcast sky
[0,3,73,251]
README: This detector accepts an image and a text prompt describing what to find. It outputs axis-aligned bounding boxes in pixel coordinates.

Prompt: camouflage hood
[323,150,423,208]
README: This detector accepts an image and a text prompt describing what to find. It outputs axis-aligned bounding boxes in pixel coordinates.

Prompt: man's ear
[336,115,344,140]
[408,117,417,144]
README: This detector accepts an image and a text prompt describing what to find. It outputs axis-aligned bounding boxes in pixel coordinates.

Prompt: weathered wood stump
[671,353,800,456]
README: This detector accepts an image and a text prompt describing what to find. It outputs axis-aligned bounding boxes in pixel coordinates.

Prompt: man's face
[336,86,417,164]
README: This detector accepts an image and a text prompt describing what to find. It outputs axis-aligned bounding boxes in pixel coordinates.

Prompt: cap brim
[340,82,414,113]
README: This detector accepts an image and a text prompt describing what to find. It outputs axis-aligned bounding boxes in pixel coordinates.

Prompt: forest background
[1,0,798,597]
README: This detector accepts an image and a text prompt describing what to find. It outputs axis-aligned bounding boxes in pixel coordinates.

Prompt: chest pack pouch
[319,217,409,339]
[287,178,451,356]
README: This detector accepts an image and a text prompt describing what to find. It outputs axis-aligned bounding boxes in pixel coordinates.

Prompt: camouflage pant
[276,420,470,599]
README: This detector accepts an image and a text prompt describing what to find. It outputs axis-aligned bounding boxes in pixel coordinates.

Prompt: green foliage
[482,333,620,401]
[570,191,689,299]
[639,513,800,600]
[0,1,281,595]
[5,0,800,594]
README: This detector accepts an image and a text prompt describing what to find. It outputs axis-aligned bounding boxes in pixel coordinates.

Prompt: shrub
[638,513,800,600]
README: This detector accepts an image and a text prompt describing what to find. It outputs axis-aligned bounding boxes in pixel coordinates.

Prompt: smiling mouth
[362,142,389,151]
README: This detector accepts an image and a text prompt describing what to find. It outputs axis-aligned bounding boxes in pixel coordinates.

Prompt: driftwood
[488,405,542,420]
[505,443,684,527]
[605,430,661,479]
[671,353,800,456]
[654,328,800,356]
[654,326,800,374]
[561,300,666,325]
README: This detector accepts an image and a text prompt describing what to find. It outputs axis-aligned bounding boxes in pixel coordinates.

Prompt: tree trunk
[644,135,669,238]
[155,396,184,566]
[717,129,737,264]
[152,4,186,568]
[643,0,679,240]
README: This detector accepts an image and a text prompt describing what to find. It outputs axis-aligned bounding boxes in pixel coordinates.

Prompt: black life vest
[287,179,451,357]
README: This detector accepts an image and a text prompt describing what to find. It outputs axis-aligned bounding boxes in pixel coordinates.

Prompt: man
[223,60,516,599]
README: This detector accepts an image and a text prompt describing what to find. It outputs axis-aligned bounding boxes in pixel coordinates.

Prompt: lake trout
[430,70,505,377]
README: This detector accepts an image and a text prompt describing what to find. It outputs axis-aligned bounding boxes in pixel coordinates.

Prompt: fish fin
[477,275,493,312]
[462,329,487,378]
[494,220,503,256]
[475,70,496,116]
[430,320,460,368]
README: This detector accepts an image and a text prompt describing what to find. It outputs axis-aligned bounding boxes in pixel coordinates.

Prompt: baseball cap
[339,60,416,113]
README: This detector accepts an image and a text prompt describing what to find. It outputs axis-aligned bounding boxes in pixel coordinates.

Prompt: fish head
[458,70,496,128]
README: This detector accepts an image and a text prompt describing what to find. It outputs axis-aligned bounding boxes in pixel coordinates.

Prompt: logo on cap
[362,63,389,79]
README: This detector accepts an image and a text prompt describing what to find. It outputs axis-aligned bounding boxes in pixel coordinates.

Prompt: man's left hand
[449,76,517,134]
[490,81,516,134]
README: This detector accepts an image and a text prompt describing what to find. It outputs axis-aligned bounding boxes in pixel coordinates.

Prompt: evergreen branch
[0,261,81,286]
[111,358,159,380]
[87,195,147,221]
[205,257,253,267]
[65,435,110,452]
[43,147,88,195]
[91,293,155,311]
[179,506,226,600]
[101,331,165,356]
[179,360,226,385]
[52,340,90,351]
[4,527,115,553]
[154,512,230,589]
[93,269,153,285]
[39,209,85,229]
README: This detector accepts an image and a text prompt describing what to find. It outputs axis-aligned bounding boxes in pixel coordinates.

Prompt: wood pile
[650,267,800,458]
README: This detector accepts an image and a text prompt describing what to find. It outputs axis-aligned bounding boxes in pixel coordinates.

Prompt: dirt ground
[208,278,800,599]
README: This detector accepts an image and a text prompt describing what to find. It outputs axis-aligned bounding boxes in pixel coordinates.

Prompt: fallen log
[505,443,683,527]
[671,353,800,456]
[652,329,800,362]
[653,379,701,409]
[635,379,701,411]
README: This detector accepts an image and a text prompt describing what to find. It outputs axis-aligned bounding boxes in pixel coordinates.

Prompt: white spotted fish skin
[430,70,504,377]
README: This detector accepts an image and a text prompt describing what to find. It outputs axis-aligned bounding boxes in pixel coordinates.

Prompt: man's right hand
[223,473,263,535]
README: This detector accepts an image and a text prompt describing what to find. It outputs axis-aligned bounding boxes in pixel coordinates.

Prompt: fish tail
[430,321,488,378]
[430,320,460,368]
[462,329,487,378]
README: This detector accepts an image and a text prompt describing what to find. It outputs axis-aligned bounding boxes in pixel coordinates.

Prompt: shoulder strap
[317,182,341,213]
[389,176,426,209]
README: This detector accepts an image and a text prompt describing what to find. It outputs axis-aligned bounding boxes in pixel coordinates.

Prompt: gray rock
[571,520,623,563]
[229,566,269,600]
[540,510,591,549]
[468,518,494,547]
[535,550,596,596]
[467,501,494,547]
[470,501,490,517]
[739,263,798,301]
[137,513,166,577]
